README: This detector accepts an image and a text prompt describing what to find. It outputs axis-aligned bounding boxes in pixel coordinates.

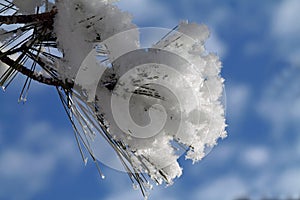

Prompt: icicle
[18,96,27,103]
[132,183,139,190]
[144,192,150,200]
[145,181,153,190]
[101,174,106,179]
[84,157,88,166]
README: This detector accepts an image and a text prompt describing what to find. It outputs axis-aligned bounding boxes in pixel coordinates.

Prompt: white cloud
[272,0,300,39]
[194,176,248,200]
[253,65,300,197]
[0,149,55,200]
[0,121,80,200]
[190,153,300,199]
[272,0,300,65]
[240,146,270,168]
[257,66,300,136]
[274,168,300,196]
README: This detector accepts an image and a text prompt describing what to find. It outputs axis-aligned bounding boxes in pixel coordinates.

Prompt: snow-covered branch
[0,1,227,199]
[0,8,57,25]
[0,49,64,87]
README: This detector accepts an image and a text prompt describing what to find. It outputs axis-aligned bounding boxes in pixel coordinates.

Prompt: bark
[0,8,57,26]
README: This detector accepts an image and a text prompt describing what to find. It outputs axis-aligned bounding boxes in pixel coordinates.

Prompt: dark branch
[0,50,72,88]
[0,8,57,25]
[0,8,75,90]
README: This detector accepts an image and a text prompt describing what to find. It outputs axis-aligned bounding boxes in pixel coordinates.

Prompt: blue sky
[1,0,300,200]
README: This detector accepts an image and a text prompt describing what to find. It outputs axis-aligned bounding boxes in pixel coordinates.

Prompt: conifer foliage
[0,1,226,198]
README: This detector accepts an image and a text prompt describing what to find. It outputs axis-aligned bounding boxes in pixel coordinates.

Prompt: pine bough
[0,0,227,199]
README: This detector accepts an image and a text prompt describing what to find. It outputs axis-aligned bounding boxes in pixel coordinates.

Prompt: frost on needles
[0,0,227,198]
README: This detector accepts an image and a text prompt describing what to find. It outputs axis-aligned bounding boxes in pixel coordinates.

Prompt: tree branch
[0,8,57,25]
[0,50,73,89]
[0,8,75,90]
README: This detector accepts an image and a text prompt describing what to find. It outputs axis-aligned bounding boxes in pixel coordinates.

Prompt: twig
[0,8,57,25]
[0,50,68,87]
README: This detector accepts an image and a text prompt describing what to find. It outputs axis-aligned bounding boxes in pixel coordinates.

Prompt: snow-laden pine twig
[0,0,227,199]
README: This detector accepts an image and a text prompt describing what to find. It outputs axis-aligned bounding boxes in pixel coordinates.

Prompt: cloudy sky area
[1,0,300,200]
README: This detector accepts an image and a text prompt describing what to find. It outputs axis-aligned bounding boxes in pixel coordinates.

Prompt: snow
[54,0,136,82]
[68,20,226,190]
[1,0,227,196]
[53,0,226,193]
